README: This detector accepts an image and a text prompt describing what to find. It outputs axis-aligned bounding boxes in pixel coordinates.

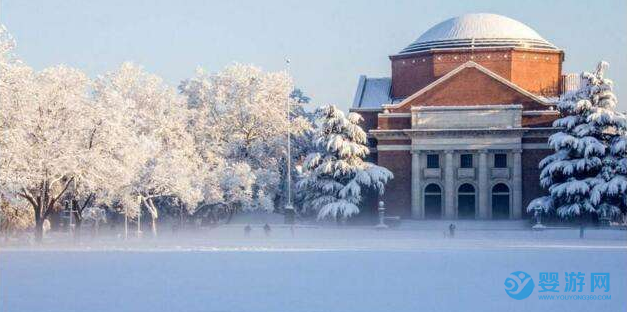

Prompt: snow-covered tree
[94,62,203,236]
[1,22,325,235]
[180,64,312,216]
[296,105,393,220]
[587,63,627,219]
[0,60,96,241]
[220,162,256,221]
[81,206,107,237]
[290,88,311,104]
[528,62,627,220]
[0,25,16,63]
[0,25,143,241]
[0,198,34,241]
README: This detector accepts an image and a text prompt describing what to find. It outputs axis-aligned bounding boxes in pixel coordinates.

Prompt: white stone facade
[408,105,524,220]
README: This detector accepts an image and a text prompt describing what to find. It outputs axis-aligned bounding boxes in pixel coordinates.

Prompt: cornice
[404,128,528,137]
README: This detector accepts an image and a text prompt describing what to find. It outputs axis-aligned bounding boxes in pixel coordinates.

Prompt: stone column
[411,150,422,219]
[444,150,456,219]
[478,150,489,219]
[512,149,523,219]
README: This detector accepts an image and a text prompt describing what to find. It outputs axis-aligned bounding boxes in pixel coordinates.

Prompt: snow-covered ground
[1,226,626,312]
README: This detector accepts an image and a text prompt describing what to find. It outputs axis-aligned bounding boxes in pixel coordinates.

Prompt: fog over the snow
[2,221,626,312]
[1,0,625,112]
[2,211,626,312]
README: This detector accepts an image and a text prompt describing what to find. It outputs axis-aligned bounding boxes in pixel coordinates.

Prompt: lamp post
[65,200,73,235]
[65,200,78,243]
[124,204,128,240]
[137,205,142,238]
[136,196,142,238]
[532,210,546,230]
[375,201,388,229]
[284,57,295,224]
[599,209,611,227]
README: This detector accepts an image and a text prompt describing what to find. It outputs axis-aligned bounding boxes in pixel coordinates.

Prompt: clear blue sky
[2,0,625,112]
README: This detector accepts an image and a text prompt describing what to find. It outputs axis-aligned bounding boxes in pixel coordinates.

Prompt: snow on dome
[400,13,558,54]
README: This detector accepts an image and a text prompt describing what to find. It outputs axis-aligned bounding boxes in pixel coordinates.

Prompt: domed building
[351,13,576,220]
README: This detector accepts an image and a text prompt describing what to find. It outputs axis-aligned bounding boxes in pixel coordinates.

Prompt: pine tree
[528,62,627,220]
[588,63,627,220]
[296,105,393,220]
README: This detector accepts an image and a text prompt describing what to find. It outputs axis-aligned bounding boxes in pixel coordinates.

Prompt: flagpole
[284,57,295,224]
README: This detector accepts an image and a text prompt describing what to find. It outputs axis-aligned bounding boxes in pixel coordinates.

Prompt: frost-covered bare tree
[0,198,34,241]
[95,63,203,236]
[180,64,311,218]
[1,25,150,241]
[81,206,107,237]
[1,24,319,237]
[0,51,96,241]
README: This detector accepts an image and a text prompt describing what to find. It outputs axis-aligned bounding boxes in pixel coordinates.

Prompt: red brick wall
[432,50,512,82]
[391,50,514,98]
[390,48,563,99]
[522,149,552,218]
[391,54,434,98]
[353,110,379,132]
[391,67,548,113]
[511,50,563,97]
[377,150,411,218]
[378,116,411,130]
[523,114,559,127]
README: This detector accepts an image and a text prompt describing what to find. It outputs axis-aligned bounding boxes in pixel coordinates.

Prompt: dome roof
[399,13,558,54]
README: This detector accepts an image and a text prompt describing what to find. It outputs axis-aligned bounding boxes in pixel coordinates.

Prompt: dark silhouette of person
[579,222,585,239]
[244,224,252,237]
[449,223,456,238]
[263,223,271,237]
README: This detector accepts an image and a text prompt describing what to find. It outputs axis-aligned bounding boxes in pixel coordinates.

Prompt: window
[457,183,476,219]
[427,154,439,169]
[458,183,475,193]
[492,183,510,219]
[494,154,507,168]
[460,154,473,168]
[424,184,442,219]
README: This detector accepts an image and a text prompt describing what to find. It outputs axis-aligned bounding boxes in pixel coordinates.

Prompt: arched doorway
[492,183,510,220]
[424,184,442,219]
[458,183,476,219]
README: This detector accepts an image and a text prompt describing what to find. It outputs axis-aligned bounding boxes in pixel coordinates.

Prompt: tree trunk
[151,217,158,237]
[22,178,75,243]
[74,219,82,243]
[4,226,11,242]
[179,204,184,230]
[92,220,99,238]
[34,217,44,243]
[72,200,82,243]
[225,208,234,224]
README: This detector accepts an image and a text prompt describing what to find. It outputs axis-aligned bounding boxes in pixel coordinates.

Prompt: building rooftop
[399,13,558,55]
[351,76,392,109]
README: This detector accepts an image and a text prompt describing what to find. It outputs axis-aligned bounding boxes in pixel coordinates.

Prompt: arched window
[492,183,510,220]
[458,183,476,219]
[424,184,442,219]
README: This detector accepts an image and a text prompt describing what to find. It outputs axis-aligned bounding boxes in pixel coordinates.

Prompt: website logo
[504,271,535,300]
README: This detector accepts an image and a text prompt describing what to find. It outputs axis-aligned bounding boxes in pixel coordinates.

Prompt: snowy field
[1,226,626,312]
